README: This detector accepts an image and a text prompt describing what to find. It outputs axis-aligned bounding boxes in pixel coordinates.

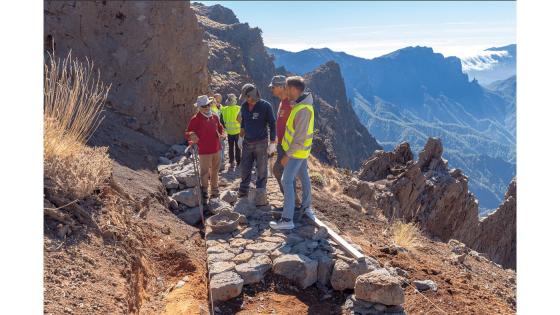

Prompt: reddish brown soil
[44,111,210,314]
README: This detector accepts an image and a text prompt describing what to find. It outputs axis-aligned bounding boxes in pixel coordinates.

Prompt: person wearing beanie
[237,83,276,206]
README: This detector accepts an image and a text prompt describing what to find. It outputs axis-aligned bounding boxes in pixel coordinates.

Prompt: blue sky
[197,1,516,59]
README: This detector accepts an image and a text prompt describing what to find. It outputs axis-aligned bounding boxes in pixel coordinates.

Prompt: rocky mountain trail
[156,145,409,314]
[42,1,516,314]
[151,138,516,314]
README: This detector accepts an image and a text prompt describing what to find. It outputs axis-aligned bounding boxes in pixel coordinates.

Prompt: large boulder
[273,254,318,289]
[176,207,202,225]
[354,270,405,305]
[235,255,272,285]
[175,168,198,188]
[309,251,335,286]
[331,257,380,290]
[209,271,244,302]
[161,175,179,189]
[209,261,235,278]
[413,279,438,292]
[245,242,281,254]
[172,189,199,208]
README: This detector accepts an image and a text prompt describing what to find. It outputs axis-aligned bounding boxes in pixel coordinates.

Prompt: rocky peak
[192,2,239,24]
[416,137,447,172]
[305,61,347,107]
[304,61,383,169]
[358,142,413,182]
[346,138,516,269]
[192,2,275,102]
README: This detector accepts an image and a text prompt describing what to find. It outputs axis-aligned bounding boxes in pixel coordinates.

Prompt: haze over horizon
[198,1,516,59]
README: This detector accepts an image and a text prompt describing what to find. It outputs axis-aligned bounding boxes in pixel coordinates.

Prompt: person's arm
[185,116,199,142]
[267,102,277,143]
[239,108,245,138]
[216,116,226,138]
[285,109,311,158]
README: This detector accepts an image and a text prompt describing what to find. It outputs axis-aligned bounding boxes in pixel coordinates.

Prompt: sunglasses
[200,104,210,108]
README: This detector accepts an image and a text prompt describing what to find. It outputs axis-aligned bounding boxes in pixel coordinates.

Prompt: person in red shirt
[269,76,302,210]
[185,95,226,204]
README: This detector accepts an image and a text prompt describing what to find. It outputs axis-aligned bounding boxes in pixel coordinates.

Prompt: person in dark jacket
[237,84,276,205]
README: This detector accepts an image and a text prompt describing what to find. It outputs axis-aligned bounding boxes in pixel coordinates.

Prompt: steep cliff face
[346,138,516,269]
[44,1,209,144]
[192,2,275,102]
[466,179,516,269]
[304,62,383,169]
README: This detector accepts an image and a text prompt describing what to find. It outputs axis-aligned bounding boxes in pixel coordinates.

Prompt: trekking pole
[186,144,205,227]
[186,144,215,315]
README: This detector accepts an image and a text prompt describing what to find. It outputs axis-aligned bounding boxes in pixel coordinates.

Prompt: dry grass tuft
[44,51,112,200]
[391,220,421,249]
[309,171,326,188]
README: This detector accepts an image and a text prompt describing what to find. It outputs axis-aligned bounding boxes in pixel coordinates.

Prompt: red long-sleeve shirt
[276,98,293,144]
[185,112,224,155]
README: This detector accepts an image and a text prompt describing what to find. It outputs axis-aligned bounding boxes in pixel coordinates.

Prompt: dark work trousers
[227,134,241,165]
[239,140,268,196]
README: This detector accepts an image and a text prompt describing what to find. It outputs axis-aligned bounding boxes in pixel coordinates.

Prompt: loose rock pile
[157,144,407,311]
[157,145,204,225]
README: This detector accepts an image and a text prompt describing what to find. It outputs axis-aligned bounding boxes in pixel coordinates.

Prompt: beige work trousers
[198,151,221,196]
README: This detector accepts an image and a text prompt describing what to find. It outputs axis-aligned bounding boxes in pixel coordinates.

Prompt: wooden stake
[305,208,365,262]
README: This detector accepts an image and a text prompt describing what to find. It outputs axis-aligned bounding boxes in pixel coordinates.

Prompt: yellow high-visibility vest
[221,105,241,135]
[211,104,221,115]
[282,103,314,159]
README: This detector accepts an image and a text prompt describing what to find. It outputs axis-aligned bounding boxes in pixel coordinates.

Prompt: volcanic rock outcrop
[304,61,383,169]
[192,2,275,102]
[44,1,209,144]
[346,138,516,269]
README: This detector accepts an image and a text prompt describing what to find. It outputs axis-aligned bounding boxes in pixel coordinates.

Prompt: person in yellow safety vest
[220,94,242,168]
[270,76,314,230]
[211,93,226,171]
[211,93,222,115]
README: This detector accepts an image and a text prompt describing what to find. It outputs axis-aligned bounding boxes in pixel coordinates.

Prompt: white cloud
[460,50,511,71]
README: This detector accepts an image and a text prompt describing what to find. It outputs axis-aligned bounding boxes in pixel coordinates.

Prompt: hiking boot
[237,191,248,199]
[255,188,268,206]
[269,217,295,230]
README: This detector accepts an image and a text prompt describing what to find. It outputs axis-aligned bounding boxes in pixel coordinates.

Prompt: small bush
[44,51,112,200]
[391,220,421,249]
[309,171,325,188]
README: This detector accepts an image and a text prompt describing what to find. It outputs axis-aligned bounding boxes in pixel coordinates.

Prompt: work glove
[238,136,244,150]
[267,143,277,156]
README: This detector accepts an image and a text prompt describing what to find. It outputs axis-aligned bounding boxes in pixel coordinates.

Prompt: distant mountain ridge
[268,45,516,212]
